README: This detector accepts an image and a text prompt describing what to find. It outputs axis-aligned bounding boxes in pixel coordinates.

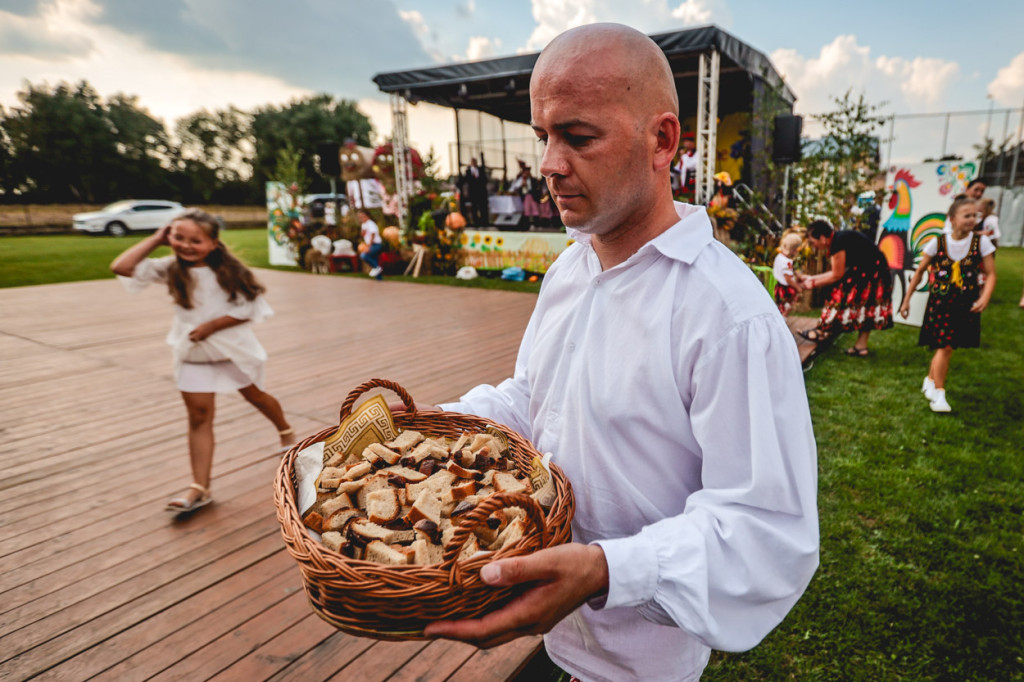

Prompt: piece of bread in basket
[274,378,575,640]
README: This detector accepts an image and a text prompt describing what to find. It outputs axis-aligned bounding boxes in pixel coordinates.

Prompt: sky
[2,0,1024,176]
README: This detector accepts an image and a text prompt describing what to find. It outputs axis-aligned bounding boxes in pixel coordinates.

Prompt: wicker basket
[274,378,575,640]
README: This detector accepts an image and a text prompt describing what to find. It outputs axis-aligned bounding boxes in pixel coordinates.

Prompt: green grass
[705,248,1024,681]
[0,229,542,293]
[2,231,1022,679]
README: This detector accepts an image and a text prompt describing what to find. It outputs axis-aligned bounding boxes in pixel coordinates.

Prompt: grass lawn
[2,231,1022,679]
[0,229,542,293]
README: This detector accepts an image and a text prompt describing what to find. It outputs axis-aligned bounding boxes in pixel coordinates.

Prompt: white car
[73,200,186,236]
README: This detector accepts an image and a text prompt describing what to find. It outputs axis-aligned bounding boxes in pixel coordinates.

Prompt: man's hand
[424,543,609,649]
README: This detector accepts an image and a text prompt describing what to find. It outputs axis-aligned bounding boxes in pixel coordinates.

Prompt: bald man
[421,24,819,681]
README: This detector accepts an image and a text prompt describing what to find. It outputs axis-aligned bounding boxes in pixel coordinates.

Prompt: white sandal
[165,483,213,513]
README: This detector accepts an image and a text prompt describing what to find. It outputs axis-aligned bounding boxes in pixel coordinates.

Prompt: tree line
[0,80,375,205]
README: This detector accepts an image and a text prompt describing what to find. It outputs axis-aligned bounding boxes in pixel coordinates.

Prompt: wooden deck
[0,269,816,681]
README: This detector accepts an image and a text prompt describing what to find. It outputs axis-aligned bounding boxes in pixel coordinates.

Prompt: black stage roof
[372,25,796,125]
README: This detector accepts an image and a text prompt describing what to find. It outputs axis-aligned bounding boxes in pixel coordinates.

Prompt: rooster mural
[878,168,919,271]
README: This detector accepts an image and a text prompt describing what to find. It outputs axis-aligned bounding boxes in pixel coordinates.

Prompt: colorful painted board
[876,162,977,326]
[458,230,575,273]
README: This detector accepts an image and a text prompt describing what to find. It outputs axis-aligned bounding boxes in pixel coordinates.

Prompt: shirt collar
[567,202,713,266]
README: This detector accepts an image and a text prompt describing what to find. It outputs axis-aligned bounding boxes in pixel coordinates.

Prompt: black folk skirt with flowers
[818,254,894,335]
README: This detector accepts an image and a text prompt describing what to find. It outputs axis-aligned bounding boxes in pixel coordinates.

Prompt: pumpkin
[445,212,467,229]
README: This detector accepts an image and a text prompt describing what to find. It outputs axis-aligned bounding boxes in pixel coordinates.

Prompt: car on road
[73,200,186,236]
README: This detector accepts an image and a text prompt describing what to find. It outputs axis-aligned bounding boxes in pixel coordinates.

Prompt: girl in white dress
[111,209,295,512]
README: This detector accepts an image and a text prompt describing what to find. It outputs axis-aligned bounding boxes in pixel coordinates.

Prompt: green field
[0,229,543,293]
[2,232,1022,680]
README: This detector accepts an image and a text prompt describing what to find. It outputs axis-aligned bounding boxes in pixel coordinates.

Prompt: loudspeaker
[316,142,341,176]
[773,115,803,164]
[494,212,524,230]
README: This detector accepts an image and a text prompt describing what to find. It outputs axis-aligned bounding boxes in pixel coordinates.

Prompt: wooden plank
[205,613,338,682]
[446,637,545,682]
[376,638,479,682]
[0,270,544,681]
[326,639,430,682]
[29,551,296,682]
[3,533,288,680]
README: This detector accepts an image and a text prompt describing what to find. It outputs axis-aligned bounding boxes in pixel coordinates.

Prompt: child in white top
[900,197,996,413]
[978,197,1000,248]
[111,209,295,512]
[772,232,804,316]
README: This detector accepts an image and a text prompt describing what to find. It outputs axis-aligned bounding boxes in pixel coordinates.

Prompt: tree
[0,80,177,202]
[174,106,256,203]
[251,95,374,193]
[793,90,888,228]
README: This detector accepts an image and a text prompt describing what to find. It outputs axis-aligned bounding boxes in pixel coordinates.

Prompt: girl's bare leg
[180,391,216,505]
[928,346,954,389]
[854,330,871,350]
[238,384,295,447]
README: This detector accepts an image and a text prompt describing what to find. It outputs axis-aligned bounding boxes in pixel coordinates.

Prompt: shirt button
[568,342,576,352]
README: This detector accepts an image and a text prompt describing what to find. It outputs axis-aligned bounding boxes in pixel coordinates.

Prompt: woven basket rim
[273,378,575,636]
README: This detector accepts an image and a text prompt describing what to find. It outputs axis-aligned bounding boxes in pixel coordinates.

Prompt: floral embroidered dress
[919,234,984,349]
[819,231,893,334]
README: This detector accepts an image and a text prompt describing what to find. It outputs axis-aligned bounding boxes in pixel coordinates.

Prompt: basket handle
[442,492,549,588]
[339,378,416,422]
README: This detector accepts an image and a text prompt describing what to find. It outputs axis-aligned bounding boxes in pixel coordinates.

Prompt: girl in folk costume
[799,219,893,356]
[900,197,996,412]
[772,232,805,316]
[111,209,295,512]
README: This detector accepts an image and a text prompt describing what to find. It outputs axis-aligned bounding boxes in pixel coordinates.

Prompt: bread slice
[406,469,457,500]
[365,539,412,565]
[362,442,402,466]
[405,489,442,526]
[302,510,324,533]
[348,518,416,544]
[450,432,470,453]
[320,492,356,518]
[379,465,427,483]
[321,531,348,553]
[446,461,480,480]
[317,467,348,489]
[492,518,526,550]
[366,488,401,524]
[342,461,373,480]
[323,508,363,533]
[410,538,445,565]
[356,473,394,508]
[492,471,530,495]
[385,429,425,455]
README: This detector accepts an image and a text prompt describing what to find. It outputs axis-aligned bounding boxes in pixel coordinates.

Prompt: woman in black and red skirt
[798,220,893,356]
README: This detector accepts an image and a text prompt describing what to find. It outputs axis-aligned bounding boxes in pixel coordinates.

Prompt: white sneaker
[921,377,936,401]
[929,389,951,413]
[368,267,382,278]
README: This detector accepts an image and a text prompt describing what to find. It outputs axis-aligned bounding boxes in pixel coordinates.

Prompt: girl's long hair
[166,208,265,309]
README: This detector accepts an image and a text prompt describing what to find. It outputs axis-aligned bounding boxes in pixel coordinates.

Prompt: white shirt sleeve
[922,238,939,258]
[983,215,1000,240]
[117,256,172,294]
[594,314,819,651]
[979,235,996,258]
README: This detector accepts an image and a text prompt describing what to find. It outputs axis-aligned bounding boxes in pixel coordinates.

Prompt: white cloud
[0,7,309,126]
[670,0,712,24]
[875,56,959,107]
[466,36,502,61]
[771,35,960,114]
[988,51,1024,106]
[399,9,430,38]
[522,0,732,52]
